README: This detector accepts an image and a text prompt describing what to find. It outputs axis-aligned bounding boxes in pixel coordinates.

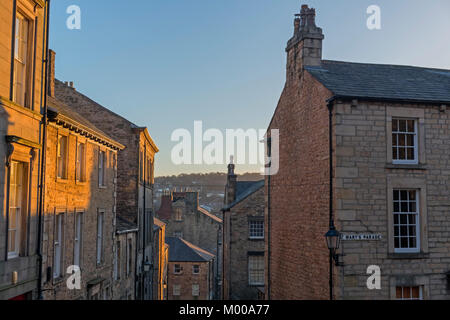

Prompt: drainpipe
[266,137,271,300]
[326,97,336,301]
[142,144,146,300]
[37,0,51,300]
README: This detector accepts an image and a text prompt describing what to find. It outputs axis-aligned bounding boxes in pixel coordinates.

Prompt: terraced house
[40,57,125,299]
[54,76,159,300]
[0,0,49,300]
[266,5,450,300]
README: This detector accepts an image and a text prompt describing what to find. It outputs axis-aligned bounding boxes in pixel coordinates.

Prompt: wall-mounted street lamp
[325,226,343,267]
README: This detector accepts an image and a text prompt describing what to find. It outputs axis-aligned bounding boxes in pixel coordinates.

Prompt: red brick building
[266,4,450,300]
[166,237,215,300]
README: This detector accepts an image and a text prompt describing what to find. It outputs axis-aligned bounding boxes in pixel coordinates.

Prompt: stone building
[222,162,265,300]
[153,217,168,300]
[41,71,124,299]
[156,190,222,298]
[54,77,159,300]
[266,4,450,300]
[0,0,49,300]
[166,237,215,300]
[113,216,138,300]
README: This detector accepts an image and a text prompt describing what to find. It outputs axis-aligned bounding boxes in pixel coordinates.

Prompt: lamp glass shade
[325,228,340,250]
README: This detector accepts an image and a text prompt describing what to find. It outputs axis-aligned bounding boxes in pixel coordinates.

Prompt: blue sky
[49,0,450,176]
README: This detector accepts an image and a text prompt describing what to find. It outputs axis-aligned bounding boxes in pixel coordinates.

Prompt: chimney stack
[286,4,324,82]
[225,157,237,205]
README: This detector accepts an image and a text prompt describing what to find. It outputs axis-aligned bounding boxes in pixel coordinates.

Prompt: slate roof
[222,180,265,211]
[116,216,138,234]
[305,60,450,104]
[165,237,215,262]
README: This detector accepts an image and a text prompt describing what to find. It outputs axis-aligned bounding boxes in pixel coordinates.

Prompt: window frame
[98,149,106,187]
[391,118,418,165]
[57,134,69,180]
[396,286,423,300]
[248,218,265,240]
[192,284,200,297]
[247,253,265,286]
[96,210,104,265]
[53,211,65,279]
[392,189,420,253]
[192,265,200,275]
[7,161,28,259]
[387,177,429,255]
[73,211,83,268]
[174,264,182,274]
[386,107,425,166]
[12,8,34,109]
[173,284,181,296]
[76,141,86,182]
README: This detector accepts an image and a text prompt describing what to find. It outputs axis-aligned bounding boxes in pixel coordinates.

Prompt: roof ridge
[55,79,140,128]
[321,60,450,72]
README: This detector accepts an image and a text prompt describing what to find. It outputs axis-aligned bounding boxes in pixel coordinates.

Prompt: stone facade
[222,163,265,300]
[41,90,124,299]
[0,0,48,300]
[266,5,450,300]
[113,218,137,300]
[333,101,450,299]
[153,217,168,300]
[54,78,159,300]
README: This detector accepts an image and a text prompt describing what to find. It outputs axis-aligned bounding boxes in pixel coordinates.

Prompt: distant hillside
[155,172,263,188]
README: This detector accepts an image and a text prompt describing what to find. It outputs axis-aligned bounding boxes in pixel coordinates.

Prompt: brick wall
[266,68,333,299]
[168,261,212,300]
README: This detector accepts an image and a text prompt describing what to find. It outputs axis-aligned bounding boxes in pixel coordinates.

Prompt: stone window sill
[385,163,427,170]
[387,252,429,260]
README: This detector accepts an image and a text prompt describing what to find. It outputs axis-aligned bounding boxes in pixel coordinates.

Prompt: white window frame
[393,189,420,254]
[173,284,181,296]
[7,161,25,259]
[396,286,424,300]
[248,254,264,286]
[54,212,64,279]
[12,11,31,107]
[249,219,264,240]
[192,284,200,297]
[392,118,418,165]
